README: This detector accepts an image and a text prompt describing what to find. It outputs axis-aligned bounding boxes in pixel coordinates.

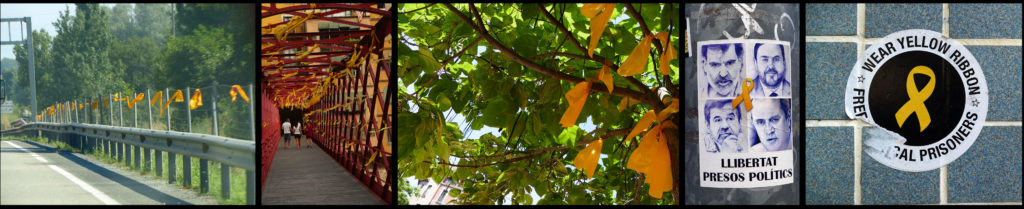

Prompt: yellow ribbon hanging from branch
[230,85,250,103]
[581,3,615,58]
[189,89,203,110]
[619,34,654,77]
[654,32,677,76]
[559,80,592,127]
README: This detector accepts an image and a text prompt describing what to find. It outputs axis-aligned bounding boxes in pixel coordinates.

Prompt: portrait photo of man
[752,43,790,97]
[748,98,792,152]
[700,43,744,98]
[702,99,745,153]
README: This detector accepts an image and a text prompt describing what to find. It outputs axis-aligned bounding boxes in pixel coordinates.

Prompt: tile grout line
[940,4,949,204]
[942,3,950,38]
[856,4,866,63]
[855,4,864,204]
[853,122,863,205]
[940,165,948,204]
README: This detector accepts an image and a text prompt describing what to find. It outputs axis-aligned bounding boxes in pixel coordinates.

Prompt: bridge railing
[3,82,256,205]
[305,58,393,204]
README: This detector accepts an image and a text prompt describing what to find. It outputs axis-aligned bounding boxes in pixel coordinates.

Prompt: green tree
[49,4,128,108]
[12,29,54,112]
[398,3,679,205]
[156,25,233,89]
[108,4,135,41]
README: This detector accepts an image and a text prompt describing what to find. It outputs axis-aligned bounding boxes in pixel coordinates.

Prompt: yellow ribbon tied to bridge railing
[364,151,378,167]
[230,85,250,103]
[189,89,202,110]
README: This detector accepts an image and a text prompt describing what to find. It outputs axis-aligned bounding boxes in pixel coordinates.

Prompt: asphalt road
[1,139,217,205]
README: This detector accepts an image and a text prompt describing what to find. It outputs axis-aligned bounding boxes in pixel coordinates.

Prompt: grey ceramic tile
[949,4,1022,39]
[806,127,855,205]
[948,126,1023,203]
[865,4,943,38]
[807,4,857,36]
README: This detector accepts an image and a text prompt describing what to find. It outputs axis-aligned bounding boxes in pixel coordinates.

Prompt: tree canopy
[397,3,679,205]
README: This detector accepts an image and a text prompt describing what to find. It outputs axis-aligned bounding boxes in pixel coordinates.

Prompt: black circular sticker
[868,51,965,146]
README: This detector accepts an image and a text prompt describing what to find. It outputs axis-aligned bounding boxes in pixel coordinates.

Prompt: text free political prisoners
[702,157,794,183]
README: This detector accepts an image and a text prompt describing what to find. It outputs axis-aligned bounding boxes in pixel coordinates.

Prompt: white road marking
[4,140,120,205]
[48,165,121,205]
[4,141,48,163]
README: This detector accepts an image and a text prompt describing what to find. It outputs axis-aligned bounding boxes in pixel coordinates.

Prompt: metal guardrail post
[184,87,192,187]
[166,87,171,132]
[109,94,113,126]
[119,93,124,127]
[221,163,230,199]
[211,82,219,136]
[247,84,255,205]
[168,149,176,184]
[200,157,209,194]
[134,92,138,128]
[210,82,230,199]
[148,89,153,130]
[145,89,152,173]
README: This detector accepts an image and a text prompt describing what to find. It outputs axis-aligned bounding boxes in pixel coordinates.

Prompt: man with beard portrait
[703,99,745,153]
[752,43,790,97]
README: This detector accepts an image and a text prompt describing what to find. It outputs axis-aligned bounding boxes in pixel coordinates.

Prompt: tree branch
[432,128,630,168]
[624,4,663,53]
[401,3,435,14]
[538,4,587,56]
[442,3,663,109]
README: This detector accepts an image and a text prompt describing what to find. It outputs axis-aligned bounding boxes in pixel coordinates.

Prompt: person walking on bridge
[282,118,292,149]
[294,122,303,149]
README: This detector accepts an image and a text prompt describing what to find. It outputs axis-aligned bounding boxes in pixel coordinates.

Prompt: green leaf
[557,125,580,147]
[521,4,539,21]
[438,93,452,111]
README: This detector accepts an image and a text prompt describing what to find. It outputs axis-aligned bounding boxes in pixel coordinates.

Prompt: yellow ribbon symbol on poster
[895,65,935,132]
[731,78,754,111]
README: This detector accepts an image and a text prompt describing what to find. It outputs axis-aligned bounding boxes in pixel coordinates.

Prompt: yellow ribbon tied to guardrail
[189,89,202,110]
[230,85,250,103]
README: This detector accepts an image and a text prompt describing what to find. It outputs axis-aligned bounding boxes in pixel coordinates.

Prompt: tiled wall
[805,3,1022,205]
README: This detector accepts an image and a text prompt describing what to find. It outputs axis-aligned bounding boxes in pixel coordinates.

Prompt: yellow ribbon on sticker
[895,65,935,132]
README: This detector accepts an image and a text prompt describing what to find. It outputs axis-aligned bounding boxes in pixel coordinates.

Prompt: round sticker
[844,29,987,172]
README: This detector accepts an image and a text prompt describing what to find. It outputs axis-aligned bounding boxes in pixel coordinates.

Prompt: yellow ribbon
[731,78,754,111]
[230,85,250,103]
[364,151,377,167]
[895,66,935,132]
[128,93,144,109]
[189,89,203,110]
